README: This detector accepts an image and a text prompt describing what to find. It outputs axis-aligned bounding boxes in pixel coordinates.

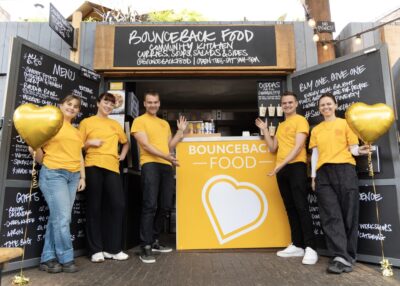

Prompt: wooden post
[70,11,82,64]
[306,0,335,63]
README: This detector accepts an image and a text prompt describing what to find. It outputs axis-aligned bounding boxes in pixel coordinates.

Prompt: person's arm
[28,147,44,164]
[310,147,318,191]
[255,118,278,153]
[119,142,130,161]
[269,132,307,176]
[349,144,371,156]
[169,115,188,151]
[84,139,103,150]
[77,153,86,192]
[133,131,178,166]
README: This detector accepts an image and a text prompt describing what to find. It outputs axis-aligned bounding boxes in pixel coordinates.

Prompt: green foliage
[146,9,207,22]
[277,13,287,21]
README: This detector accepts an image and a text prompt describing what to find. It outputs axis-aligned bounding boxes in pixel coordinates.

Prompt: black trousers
[140,163,174,246]
[276,162,316,249]
[85,166,125,255]
[315,163,359,263]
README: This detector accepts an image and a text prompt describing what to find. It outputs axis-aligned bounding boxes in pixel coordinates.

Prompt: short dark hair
[318,93,337,106]
[281,91,298,101]
[60,94,81,108]
[144,90,160,101]
[98,92,116,104]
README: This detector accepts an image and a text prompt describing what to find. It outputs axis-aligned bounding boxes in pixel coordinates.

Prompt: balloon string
[13,151,37,285]
[368,152,393,276]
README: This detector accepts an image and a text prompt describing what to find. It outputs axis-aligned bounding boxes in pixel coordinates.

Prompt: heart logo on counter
[202,175,268,244]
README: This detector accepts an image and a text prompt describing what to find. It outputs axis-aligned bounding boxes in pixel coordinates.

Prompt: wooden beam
[306,0,335,63]
[70,11,82,64]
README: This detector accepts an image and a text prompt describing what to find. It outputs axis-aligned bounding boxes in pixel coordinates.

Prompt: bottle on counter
[188,122,194,134]
[210,119,215,133]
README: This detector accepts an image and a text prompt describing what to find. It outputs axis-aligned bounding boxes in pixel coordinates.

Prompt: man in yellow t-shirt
[255,91,317,265]
[131,90,187,264]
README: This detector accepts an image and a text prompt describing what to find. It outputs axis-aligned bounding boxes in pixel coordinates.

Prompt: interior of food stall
[123,77,286,136]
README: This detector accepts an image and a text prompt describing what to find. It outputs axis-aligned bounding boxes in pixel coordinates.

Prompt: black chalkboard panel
[0,187,86,262]
[49,3,75,48]
[114,25,276,68]
[292,45,400,266]
[7,42,99,181]
[291,47,383,126]
[291,45,395,180]
[358,185,400,260]
[256,80,284,129]
[0,37,99,267]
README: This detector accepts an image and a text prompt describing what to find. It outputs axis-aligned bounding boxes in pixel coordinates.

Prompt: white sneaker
[91,252,105,263]
[302,247,318,265]
[277,244,305,257]
[103,251,129,261]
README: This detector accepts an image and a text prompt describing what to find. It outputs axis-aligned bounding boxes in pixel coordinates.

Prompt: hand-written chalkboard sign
[49,3,75,48]
[0,187,86,262]
[257,80,282,115]
[7,43,99,181]
[80,67,101,82]
[291,47,383,126]
[0,38,99,265]
[358,185,400,260]
[114,25,277,68]
[292,45,400,265]
[316,21,335,33]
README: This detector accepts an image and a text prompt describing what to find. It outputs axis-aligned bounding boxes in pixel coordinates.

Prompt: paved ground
[2,238,400,286]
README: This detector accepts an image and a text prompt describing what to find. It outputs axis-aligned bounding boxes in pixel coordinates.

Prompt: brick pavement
[2,245,400,286]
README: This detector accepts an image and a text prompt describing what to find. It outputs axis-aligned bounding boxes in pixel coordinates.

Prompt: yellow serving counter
[176,136,291,250]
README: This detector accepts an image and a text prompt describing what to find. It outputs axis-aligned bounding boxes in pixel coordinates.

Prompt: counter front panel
[176,137,290,250]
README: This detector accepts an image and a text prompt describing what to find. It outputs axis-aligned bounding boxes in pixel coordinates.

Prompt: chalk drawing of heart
[202,175,268,244]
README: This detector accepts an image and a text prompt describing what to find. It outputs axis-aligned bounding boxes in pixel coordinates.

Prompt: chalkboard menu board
[7,42,99,181]
[114,25,276,68]
[0,37,99,266]
[307,192,328,251]
[291,47,384,126]
[257,80,282,109]
[49,3,75,48]
[358,185,400,260]
[292,45,400,266]
[257,80,284,132]
[0,188,86,261]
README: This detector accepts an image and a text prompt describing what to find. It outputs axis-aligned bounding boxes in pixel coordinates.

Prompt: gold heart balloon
[13,103,63,149]
[345,102,395,144]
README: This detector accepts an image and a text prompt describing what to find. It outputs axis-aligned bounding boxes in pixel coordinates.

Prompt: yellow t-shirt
[79,116,128,174]
[309,117,359,170]
[276,114,309,165]
[42,121,83,172]
[131,113,172,166]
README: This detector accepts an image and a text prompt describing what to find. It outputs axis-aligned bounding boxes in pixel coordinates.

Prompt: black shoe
[327,261,353,274]
[39,259,62,273]
[140,245,156,263]
[62,261,78,273]
[152,239,173,253]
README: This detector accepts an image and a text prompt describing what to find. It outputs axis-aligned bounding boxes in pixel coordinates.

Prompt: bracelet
[80,177,85,180]
[177,130,184,134]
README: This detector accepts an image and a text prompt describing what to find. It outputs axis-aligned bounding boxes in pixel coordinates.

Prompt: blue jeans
[39,165,80,264]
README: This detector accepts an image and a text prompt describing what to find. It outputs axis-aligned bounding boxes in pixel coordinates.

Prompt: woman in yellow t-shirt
[30,95,85,273]
[309,93,369,274]
[79,92,129,263]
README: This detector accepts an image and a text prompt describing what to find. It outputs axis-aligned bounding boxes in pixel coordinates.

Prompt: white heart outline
[202,174,268,244]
